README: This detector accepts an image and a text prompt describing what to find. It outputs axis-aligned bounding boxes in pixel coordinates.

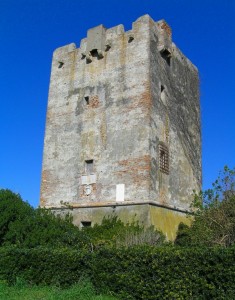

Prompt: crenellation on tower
[40,15,201,240]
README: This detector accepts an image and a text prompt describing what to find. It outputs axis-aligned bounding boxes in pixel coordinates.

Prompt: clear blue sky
[0,0,234,207]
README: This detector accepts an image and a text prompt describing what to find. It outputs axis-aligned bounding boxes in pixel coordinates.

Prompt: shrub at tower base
[0,246,234,299]
[175,166,235,248]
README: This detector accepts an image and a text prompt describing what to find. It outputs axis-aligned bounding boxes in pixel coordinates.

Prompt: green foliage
[0,189,90,249]
[193,165,235,208]
[16,208,88,249]
[92,246,235,299]
[1,172,235,299]
[0,246,234,299]
[0,247,89,286]
[176,166,235,247]
[0,189,34,245]
[0,189,165,250]
[0,278,117,300]
[83,216,165,249]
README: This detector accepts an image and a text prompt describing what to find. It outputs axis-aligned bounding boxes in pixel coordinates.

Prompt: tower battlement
[40,15,201,239]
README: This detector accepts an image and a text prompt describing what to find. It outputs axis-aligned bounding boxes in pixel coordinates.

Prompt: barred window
[159,143,169,174]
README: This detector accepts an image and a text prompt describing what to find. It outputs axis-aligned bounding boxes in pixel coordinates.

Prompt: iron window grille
[159,142,169,174]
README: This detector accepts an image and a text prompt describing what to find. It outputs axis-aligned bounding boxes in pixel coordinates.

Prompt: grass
[0,278,117,300]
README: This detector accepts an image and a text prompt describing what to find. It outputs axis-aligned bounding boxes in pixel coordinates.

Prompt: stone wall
[40,15,201,237]
[41,16,154,207]
[149,19,201,210]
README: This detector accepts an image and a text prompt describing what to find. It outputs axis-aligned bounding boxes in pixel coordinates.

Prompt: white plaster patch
[81,174,96,185]
[116,184,125,201]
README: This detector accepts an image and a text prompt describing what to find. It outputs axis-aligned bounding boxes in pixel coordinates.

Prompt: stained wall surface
[40,15,201,236]
[149,19,201,210]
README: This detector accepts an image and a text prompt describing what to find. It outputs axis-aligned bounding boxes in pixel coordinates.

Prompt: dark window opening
[86,49,103,63]
[160,49,171,66]
[90,49,99,58]
[84,96,89,105]
[105,44,111,51]
[81,221,92,228]
[160,85,166,103]
[159,143,169,174]
[85,159,94,174]
[90,49,103,59]
[128,36,134,43]
[58,61,64,68]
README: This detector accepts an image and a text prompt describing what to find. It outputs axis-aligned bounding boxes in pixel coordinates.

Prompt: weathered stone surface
[40,15,201,238]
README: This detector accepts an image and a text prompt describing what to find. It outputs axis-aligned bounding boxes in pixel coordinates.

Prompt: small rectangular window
[160,49,171,66]
[159,143,169,174]
[81,221,92,228]
[84,96,89,105]
[85,159,94,174]
[58,61,64,68]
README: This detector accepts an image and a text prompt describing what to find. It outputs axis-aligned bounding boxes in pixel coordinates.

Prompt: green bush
[0,189,165,250]
[0,246,234,299]
[91,246,235,299]
[0,189,90,249]
[0,247,90,286]
[0,189,34,245]
[176,166,235,247]
[83,216,165,249]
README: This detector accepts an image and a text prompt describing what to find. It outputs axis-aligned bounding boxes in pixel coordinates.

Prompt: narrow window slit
[84,96,89,105]
[128,36,134,43]
[160,49,171,66]
[160,85,167,104]
[58,61,64,68]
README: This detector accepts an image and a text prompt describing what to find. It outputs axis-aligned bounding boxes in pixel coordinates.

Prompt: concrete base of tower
[49,202,192,241]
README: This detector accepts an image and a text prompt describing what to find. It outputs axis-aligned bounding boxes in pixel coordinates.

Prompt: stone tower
[40,15,201,239]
